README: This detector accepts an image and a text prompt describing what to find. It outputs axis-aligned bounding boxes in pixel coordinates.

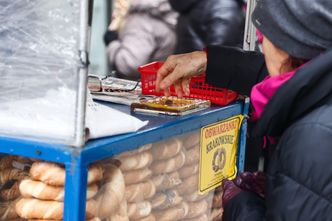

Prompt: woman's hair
[281,56,308,73]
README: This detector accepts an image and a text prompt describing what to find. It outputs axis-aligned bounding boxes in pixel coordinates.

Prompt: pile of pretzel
[114,144,155,221]
[113,131,224,221]
[1,131,225,221]
[149,137,188,221]
[179,132,224,221]
[0,156,30,221]
[13,158,132,221]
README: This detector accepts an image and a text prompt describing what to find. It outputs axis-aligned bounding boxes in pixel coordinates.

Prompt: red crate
[138,62,238,106]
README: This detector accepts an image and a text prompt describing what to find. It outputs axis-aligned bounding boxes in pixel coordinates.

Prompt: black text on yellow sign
[199,115,244,194]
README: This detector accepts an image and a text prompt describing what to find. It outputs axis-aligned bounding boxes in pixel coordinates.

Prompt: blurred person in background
[155,0,332,220]
[104,0,177,80]
[169,0,245,53]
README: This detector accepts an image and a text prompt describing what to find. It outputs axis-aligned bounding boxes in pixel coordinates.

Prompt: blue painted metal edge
[237,97,250,172]
[0,136,73,163]
[63,157,89,221]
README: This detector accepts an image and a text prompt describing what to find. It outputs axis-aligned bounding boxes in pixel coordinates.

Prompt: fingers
[174,80,183,98]
[181,78,190,96]
[164,87,171,97]
[156,56,176,93]
[159,66,184,91]
[155,52,202,96]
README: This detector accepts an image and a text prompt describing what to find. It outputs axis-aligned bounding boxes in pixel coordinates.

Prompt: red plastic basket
[138,62,238,106]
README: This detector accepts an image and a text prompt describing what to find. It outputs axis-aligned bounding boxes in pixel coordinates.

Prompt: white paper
[85,94,148,139]
[91,93,140,106]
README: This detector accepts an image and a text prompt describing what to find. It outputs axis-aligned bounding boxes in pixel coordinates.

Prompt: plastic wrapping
[88,130,225,221]
[0,155,32,220]
[0,131,226,220]
[0,0,84,145]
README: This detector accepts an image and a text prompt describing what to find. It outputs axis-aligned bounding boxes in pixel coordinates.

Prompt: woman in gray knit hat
[155,0,332,220]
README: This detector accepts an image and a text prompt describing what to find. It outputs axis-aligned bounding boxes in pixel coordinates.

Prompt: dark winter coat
[206,45,332,221]
[169,0,245,53]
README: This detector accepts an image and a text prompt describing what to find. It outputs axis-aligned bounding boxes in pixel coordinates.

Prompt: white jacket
[108,0,177,79]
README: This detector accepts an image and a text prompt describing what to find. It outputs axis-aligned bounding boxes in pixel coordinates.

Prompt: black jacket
[206,46,332,220]
[169,0,245,53]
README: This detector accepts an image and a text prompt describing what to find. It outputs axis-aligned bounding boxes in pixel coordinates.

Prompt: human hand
[234,171,266,198]
[156,51,207,97]
[222,179,243,205]
[221,171,266,206]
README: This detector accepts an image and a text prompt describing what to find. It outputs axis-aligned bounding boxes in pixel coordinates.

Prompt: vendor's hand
[156,51,207,97]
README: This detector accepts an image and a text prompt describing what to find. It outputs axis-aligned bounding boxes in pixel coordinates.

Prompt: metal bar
[63,156,88,221]
[238,118,248,172]
[243,0,257,51]
[237,98,250,172]
[73,0,90,147]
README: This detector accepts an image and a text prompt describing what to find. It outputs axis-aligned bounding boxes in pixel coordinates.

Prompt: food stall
[0,0,250,220]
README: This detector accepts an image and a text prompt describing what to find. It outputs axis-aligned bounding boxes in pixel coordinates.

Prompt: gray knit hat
[252,0,332,59]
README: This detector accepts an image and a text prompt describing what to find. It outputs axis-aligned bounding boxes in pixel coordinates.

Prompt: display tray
[131,96,211,116]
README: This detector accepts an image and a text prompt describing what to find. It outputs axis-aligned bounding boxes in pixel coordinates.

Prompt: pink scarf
[250,70,297,121]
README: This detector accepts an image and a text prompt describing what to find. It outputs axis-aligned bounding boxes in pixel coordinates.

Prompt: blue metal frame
[0,100,248,221]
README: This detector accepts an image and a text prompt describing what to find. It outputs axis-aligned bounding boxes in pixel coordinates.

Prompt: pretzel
[184,191,211,202]
[185,200,209,219]
[19,179,98,201]
[151,138,182,160]
[28,218,101,221]
[212,191,223,208]
[133,214,156,221]
[125,180,156,202]
[0,200,19,220]
[124,168,152,185]
[94,164,126,218]
[29,162,103,186]
[116,151,153,171]
[109,198,129,221]
[182,131,200,149]
[0,156,17,170]
[183,147,200,166]
[0,180,20,201]
[119,144,152,158]
[0,169,26,186]
[151,151,186,175]
[15,198,95,220]
[151,190,182,210]
[177,174,198,195]
[152,171,182,191]
[179,164,199,179]
[183,214,209,221]
[128,201,152,219]
[210,208,223,221]
[153,202,189,221]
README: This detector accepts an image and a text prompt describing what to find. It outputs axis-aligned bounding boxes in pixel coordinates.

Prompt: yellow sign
[199,115,244,194]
